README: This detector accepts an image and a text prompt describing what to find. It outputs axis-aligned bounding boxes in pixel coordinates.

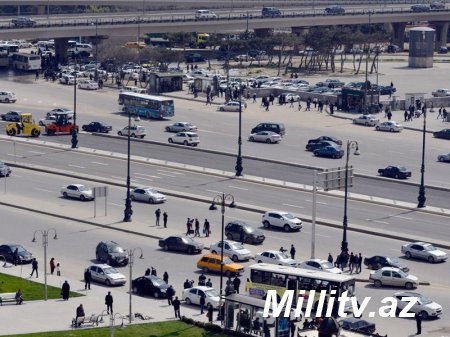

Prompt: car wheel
[168,138,173,143]
[379,171,384,176]
[439,156,444,162]
[118,131,123,136]
[249,137,254,142]
[376,126,380,131]
[163,245,169,251]
[131,133,136,138]
[405,282,414,290]
[420,311,429,320]
[226,233,233,240]
[257,260,263,263]
[283,224,291,232]
[183,140,188,145]
[364,122,368,126]
[405,251,412,259]
[265,139,271,144]
[132,285,139,294]
[187,247,194,254]
[130,195,135,201]
[263,220,270,228]
[219,107,225,111]
[165,127,170,132]
[211,250,217,255]
[185,298,192,305]
[232,255,239,262]
[374,280,382,288]
[427,256,435,263]
[63,192,68,198]
[105,279,111,286]
[244,237,252,244]
[202,267,209,273]
[80,195,86,201]
[148,198,155,204]
[390,128,394,132]
[153,291,160,298]
[4,98,9,103]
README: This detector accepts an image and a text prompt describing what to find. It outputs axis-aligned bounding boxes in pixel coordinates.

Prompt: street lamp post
[71,74,78,148]
[123,107,133,222]
[126,248,143,324]
[235,86,243,176]
[209,193,236,301]
[341,141,360,253]
[417,110,427,208]
[32,229,58,301]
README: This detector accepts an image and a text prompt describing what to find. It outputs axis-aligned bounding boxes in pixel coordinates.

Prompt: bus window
[270,273,286,287]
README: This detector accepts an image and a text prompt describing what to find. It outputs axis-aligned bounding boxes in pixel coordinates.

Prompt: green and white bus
[118,92,175,119]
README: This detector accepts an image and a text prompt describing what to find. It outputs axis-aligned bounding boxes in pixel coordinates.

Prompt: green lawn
[0,273,81,301]
[5,320,231,337]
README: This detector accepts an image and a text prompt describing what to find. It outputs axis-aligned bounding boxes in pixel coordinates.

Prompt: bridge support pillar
[429,21,449,50]
[291,27,309,37]
[390,22,406,51]
[254,28,272,38]
[54,38,69,65]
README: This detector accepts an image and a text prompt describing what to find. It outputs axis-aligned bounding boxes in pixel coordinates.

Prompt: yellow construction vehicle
[6,113,41,137]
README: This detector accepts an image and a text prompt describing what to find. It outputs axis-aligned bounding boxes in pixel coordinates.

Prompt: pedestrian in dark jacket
[186,218,192,235]
[50,258,56,275]
[194,219,200,237]
[415,312,422,334]
[167,285,175,305]
[290,245,296,260]
[84,268,92,290]
[203,219,210,237]
[151,267,157,276]
[13,248,18,266]
[173,297,181,319]
[184,279,191,289]
[233,276,241,294]
[163,211,168,228]
[155,208,161,226]
[145,268,150,276]
[207,303,214,322]
[200,293,206,314]
[357,253,363,273]
[105,291,113,314]
[163,271,169,284]
[30,258,38,278]
[328,253,333,264]
[61,280,70,300]
[75,304,85,326]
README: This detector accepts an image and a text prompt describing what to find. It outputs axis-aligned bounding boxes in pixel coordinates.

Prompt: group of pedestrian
[331,251,363,274]
[437,106,448,121]
[49,257,61,276]
[145,266,158,277]
[154,208,168,228]
[185,218,210,237]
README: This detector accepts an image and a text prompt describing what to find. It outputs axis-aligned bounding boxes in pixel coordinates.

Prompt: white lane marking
[34,187,53,193]
[156,169,184,175]
[135,173,161,178]
[206,189,222,194]
[111,176,123,180]
[109,202,123,207]
[136,177,153,182]
[282,203,304,209]
[68,164,85,169]
[7,154,24,158]
[156,173,177,177]
[92,161,108,166]
[371,220,390,225]
[28,150,46,155]
[305,199,327,205]
[228,185,249,190]
[390,215,413,220]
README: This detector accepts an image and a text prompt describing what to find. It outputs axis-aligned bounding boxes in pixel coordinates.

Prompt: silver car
[375,121,403,132]
[60,184,94,201]
[130,187,167,204]
[369,267,418,289]
[218,101,242,112]
[298,259,342,274]
[248,131,281,144]
[353,114,379,126]
[87,264,126,286]
[438,152,450,162]
[165,122,197,133]
[401,242,448,263]
[394,292,443,319]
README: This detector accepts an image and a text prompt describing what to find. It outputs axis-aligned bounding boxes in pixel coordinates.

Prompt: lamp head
[53,233,58,240]
[32,236,36,243]
[139,253,144,259]
[354,146,360,156]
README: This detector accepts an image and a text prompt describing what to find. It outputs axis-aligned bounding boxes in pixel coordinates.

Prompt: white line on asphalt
[156,169,184,175]
[28,150,46,155]
[68,164,85,169]
[91,161,108,166]
[34,187,53,193]
[136,177,153,182]
[109,202,123,207]
[206,189,222,194]
[282,203,304,209]
[135,173,161,178]
[228,186,249,190]
[304,199,327,205]
[7,154,24,158]
[110,176,123,180]
[391,215,413,220]
[371,220,390,225]
[156,173,177,177]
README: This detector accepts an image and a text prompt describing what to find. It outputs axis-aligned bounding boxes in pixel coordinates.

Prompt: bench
[0,293,18,306]
[71,314,100,328]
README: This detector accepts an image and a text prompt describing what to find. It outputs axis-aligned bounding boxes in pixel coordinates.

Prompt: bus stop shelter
[148,72,183,94]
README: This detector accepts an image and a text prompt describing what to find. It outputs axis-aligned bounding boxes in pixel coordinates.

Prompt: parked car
[393,292,443,319]
[87,264,126,286]
[60,184,94,201]
[248,131,281,144]
[183,286,220,308]
[339,318,376,334]
[158,235,204,254]
[81,121,112,133]
[1,110,21,122]
[95,241,129,266]
[60,74,75,85]
[369,267,418,289]
[378,85,396,95]
[47,107,73,116]
[306,140,339,152]
[432,88,450,97]
[78,79,99,90]
[433,128,450,139]
[0,91,16,103]
[130,187,167,204]
[218,101,242,112]
[225,221,265,244]
[165,122,197,133]
[0,161,11,177]
[378,166,412,179]
[438,152,450,162]
[168,132,200,146]
[0,244,33,264]
[364,255,409,272]
[117,125,146,138]
[314,146,344,159]
[210,240,251,262]
[387,44,401,53]
[324,5,345,14]
[298,259,342,274]
[284,93,300,102]
[375,121,403,132]
[431,1,445,9]
[132,275,171,298]
[262,211,302,232]
[308,136,343,146]
[255,250,297,266]
[401,242,448,263]
[438,46,448,54]
[197,253,244,276]
[353,114,379,126]
[251,122,285,136]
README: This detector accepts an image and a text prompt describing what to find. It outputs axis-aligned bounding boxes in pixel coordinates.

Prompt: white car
[183,286,220,308]
[248,131,281,144]
[117,125,146,138]
[284,93,300,102]
[369,267,418,289]
[38,115,56,126]
[401,242,448,263]
[59,74,75,85]
[218,101,243,112]
[353,114,379,126]
[255,250,297,267]
[130,187,167,204]
[0,91,16,103]
[87,264,126,286]
[210,240,251,262]
[375,121,403,132]
[168,132,200,146]
[432,88,450,97]
[165,122,197,133]
[195,9,217,20]
[393,292,443,319]
[61,184,94,201]
[298,259,342,274]
[262,211,302,232]
[438,152,450,162]
[78,79,99,90]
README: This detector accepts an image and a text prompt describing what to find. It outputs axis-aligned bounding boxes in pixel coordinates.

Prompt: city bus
[118,92,174,119]
[11,53,41,70]
[246,263,356,311]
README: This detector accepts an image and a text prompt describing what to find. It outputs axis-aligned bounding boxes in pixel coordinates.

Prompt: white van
[0,91,16,103]
[195,9,217,20]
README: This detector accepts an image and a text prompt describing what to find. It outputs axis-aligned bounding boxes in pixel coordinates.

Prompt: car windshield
[243,225,255,233]
[321,261,334,269]
[182,237,195,244]
[277,252,290,259]
[78,186,89,191]
[282,213,295,220]
[10,245,26,253]
[386,257,400,264]
[424,245,437,251]
[108,246,124,253]
[230,243,244,250]
[205,289,219,297]
[151,277,165,286]
[103,267,119,274]
[398,167,408,172]
[418,295,432,304]
[223,257,234,264]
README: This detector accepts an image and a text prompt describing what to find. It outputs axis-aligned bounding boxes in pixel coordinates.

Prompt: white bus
[11,53,41,71]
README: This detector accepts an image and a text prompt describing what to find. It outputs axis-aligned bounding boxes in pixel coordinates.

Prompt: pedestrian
[145,268,151,276]
[12,247,18,266]
[298,100,302,111]
[437,107,443,119]
[390,81,394,88]
[290,320,296,337]
[105,291,113,314]
[415,312,422,334]
[35,70,39,81]
[151,267,157,276]
[30,258,38,278]
[265,100,269,111]
[327,253,333,264]
[198,273,206,286]
[357,253,363,274]
[233,276,241,294]
[200,293,206,314]
[290,244,296,260]
[173,296,181,319]
[349,252,355,274]
[404,110,408,122]
[186,218,192,235]
[61,280,70,300]
[206,278,212,287]
[207,303,214,323]
[289,97,294,108]
[56,263,61,276]
[203,219,210,237]
[184,279,192,289]
[163,271,169,284]
[253,93,257,103]
[194,218,200,237]
[84,268,92,290]
[50,257,56,275]
[306,100,311,111]
[443,108,448,121]
[313,97,318,109]
[163,211,168,228]
[155,208,161,226]
[134,78,138,86]
[15,289,23,305]
[166,285,175,305]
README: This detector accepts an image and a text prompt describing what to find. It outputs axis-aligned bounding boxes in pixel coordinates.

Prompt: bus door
[287,276,297,306]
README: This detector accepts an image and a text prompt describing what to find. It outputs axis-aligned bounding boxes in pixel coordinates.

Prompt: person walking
[84,268,92,290]
[194,218,200,237]
[253,93,257,103]
[105,291,113,314]
[199,293,206,314]
[198,273,206,286]
[35,70,39,81]
[207,303,214,323]
[145,268,151,276]
[50,258,56,275]
[290,244,296,260]
[239,227,245,244]
[13,247,18,266]
[415,312,422,334]
[357,253,363,274]
[163,271,169,284]
[186,218,192,235]
[203,219,210,237]
[233,276,241,294]
[56,263,61,276]
[206,278,212,287]
[349,252,355,274]
[328,253,333,264]
[163,211,168,228]
[30,258,38,278]
[437,107,443,119]
[151,267,157,276]
[167,285,175,305]
[155,208,161,226]
[173,296,181,319]
[61,280,70,300]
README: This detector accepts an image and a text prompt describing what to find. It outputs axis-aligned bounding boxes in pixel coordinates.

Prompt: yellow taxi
[197,253,244,276]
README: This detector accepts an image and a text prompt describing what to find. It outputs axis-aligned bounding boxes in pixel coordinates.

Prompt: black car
[306,140,338,152]
[340,318,376,334]
[225,221,265,245]
[378,166,411,179]
[132,275,172,298]
[95,241,129,266]
[81,121,112,133]
[1,110,21,122]
[387,44,401,53]
[158,235,204,254]
[363,255,409,272]
[313,146,344,159]
[378,85,396,95]
[433,128,450,139]
[185,53,206,63]
[0,244,33,264]
[307,136,343,146]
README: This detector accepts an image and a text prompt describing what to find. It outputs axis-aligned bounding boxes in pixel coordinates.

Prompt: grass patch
[5,320,231,337]
[0,273,81,301]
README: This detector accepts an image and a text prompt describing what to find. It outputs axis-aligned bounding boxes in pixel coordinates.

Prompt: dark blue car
[313,146,344,159]
[306,140,337,152]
